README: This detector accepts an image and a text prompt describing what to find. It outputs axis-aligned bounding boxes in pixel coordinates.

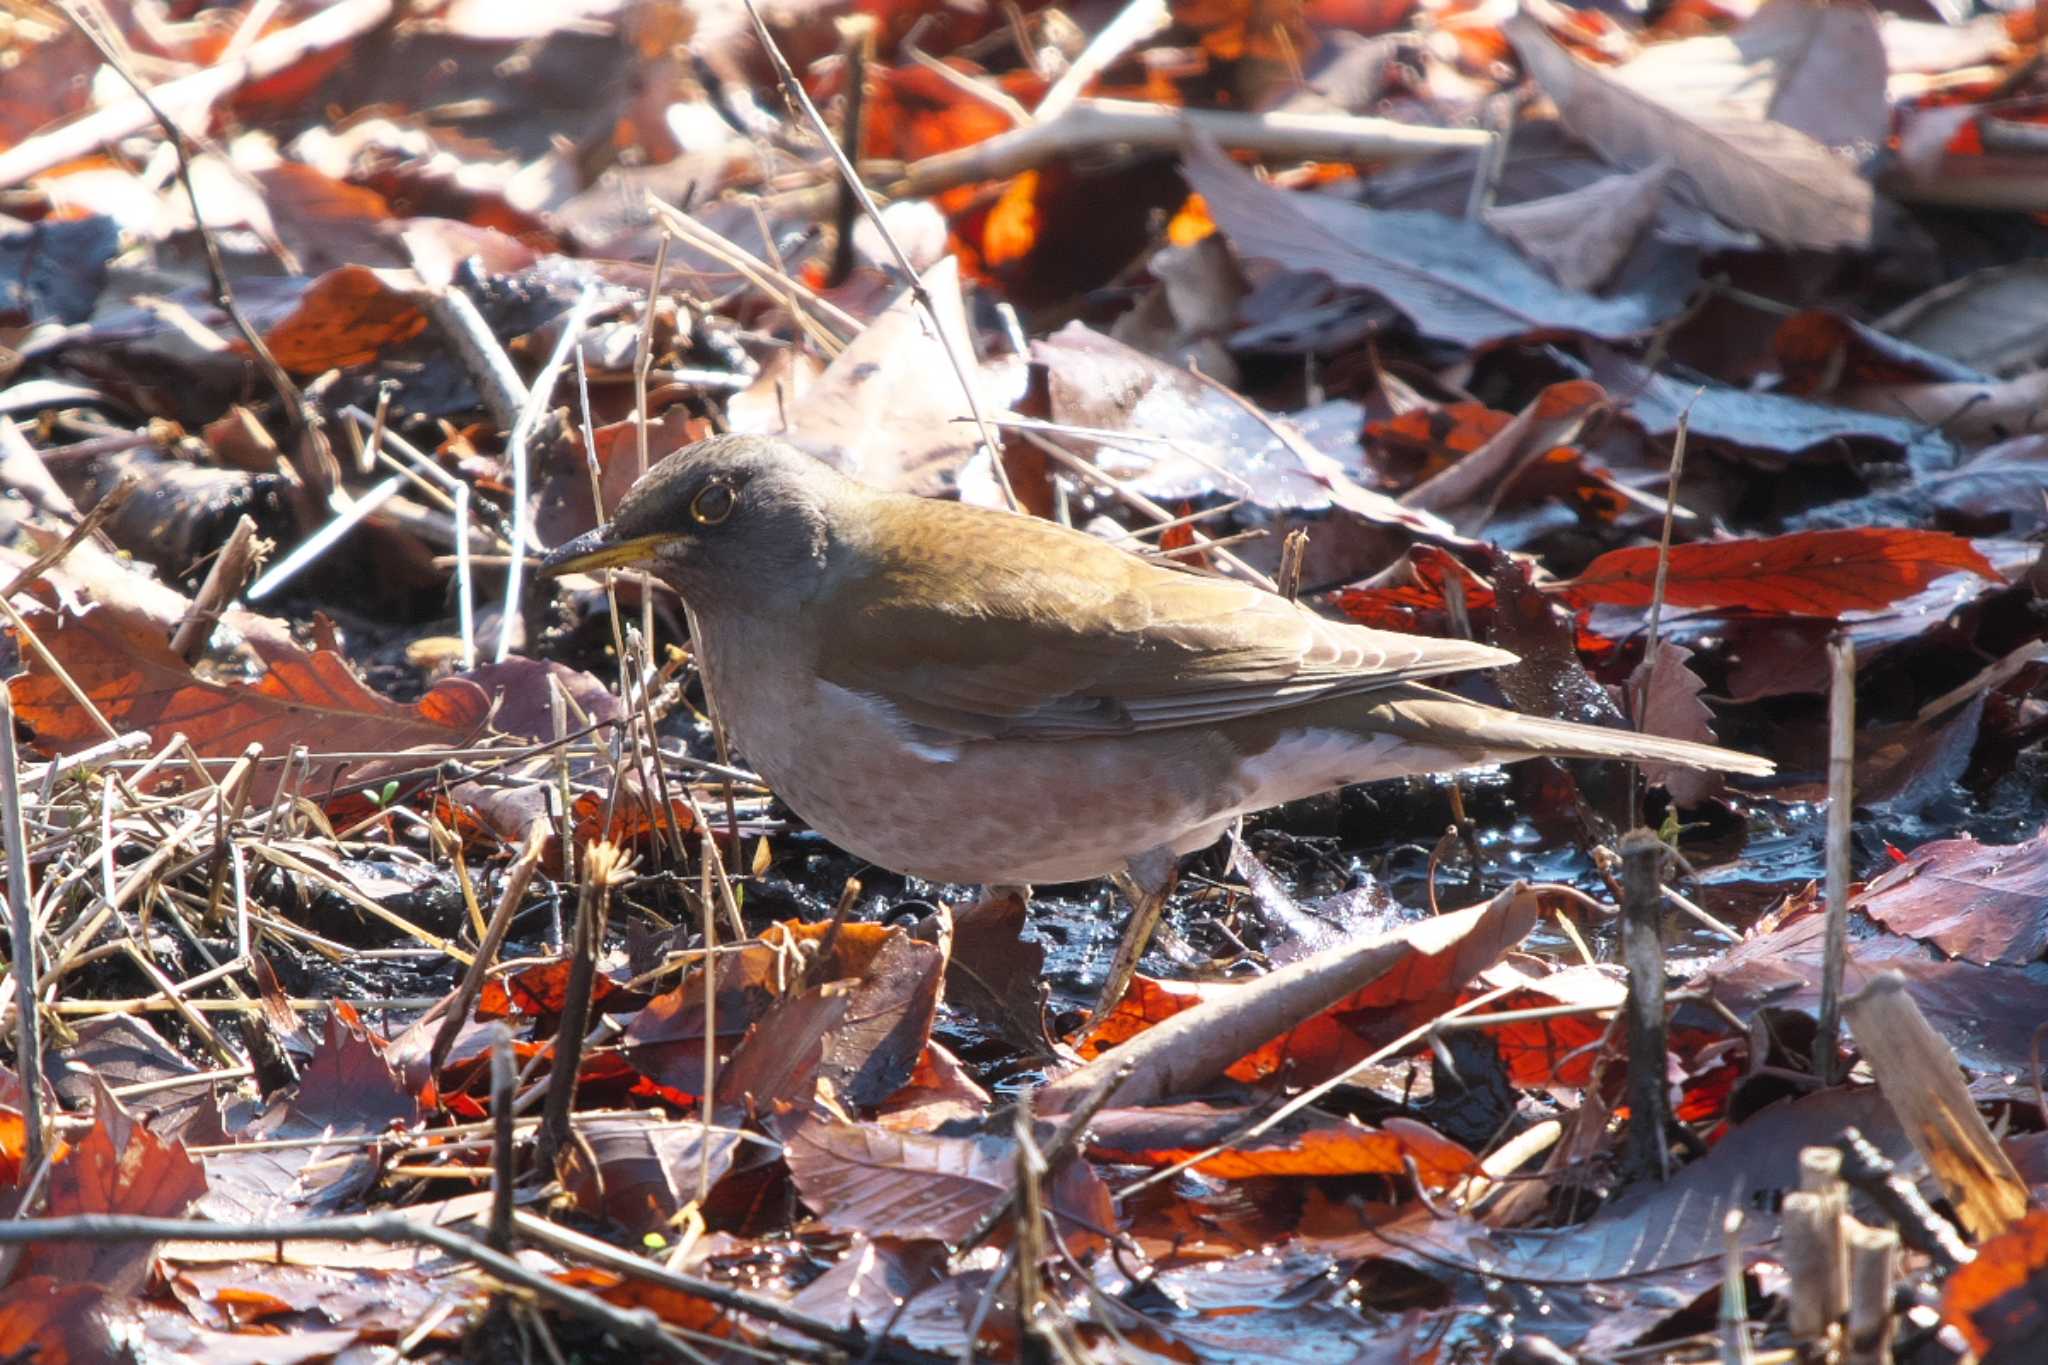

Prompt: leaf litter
[1,0,2047,1360]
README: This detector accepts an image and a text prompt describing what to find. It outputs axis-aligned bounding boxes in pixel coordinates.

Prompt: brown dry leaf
[723,257,1018,497]
[25,1083,208,1296]
[557,1117,743,1234]
[785,1120,1116,1254]
[1483,161,1672,293]
[0,1278,120,1364]
[1628,640,1719,805]
[7,595,489,803]
[1879,261,2048,377]
[1611,0,1889,155]
[1399,378,1607,529]
[1505,13,1873,250]
[1053,886,1544,1108]
[1181,136,1694,347]
[942,891,1053,1058]
[1853,826,2048,967]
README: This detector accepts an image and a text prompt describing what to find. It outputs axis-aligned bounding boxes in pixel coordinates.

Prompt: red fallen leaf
[25,1083,207,1295]
[1555,528,2001,616]
[0,1278,119,1362]
[253,264,427,373]
[1088,1105,1477,1185]
[478,959,647,1022]
[1369,401,1514,483]
[7,596,489,803]
[1944,1207,2048,1357]
[785,1119,1115,1254]
[557,1265,734,1335]
[1330,544,1499,636]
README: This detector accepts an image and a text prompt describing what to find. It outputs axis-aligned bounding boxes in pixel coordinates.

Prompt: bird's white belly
[720,675,1487,886]
[726,679,1237,884]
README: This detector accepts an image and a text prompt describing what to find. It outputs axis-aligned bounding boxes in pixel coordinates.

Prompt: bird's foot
[1091,846,1180,1022]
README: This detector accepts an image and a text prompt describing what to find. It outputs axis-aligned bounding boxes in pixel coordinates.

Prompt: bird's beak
[539,527,675,577]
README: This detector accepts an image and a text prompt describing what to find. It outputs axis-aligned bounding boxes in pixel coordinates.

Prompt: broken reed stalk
[1846,1218,1900,1365]
[1011,1091,1051,1353]
[170,513,265,662]
[1718,1209,1755,1365]
[0,686,45,1175]
[1816,633,1855,1084]
[1842,970,2028,1240]
[1781,1147,1850,1345]
[1275,527,1309,602]
[696,825,719,1201]
[1630,395,1691,818]
[1618,829,1672,1181]
[535,841,626,1171]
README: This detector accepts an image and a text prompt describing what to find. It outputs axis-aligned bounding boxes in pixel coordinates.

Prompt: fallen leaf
[1483,161,1673,293]
[785,1120,1115,1253]
[26,1081,208,1295]
[1854,825,2048,967]
[1088,1105,1477,1185]
[1182,136,1694,347]
[1505,13,1873,250]
[1557,529,2000,615]
[7,595,489,803]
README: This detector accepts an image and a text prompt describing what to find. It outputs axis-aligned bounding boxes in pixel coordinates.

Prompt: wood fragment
[1843,971,2028,1240]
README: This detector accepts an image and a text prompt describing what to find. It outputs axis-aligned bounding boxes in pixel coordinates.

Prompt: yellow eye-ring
[691,481,736,525]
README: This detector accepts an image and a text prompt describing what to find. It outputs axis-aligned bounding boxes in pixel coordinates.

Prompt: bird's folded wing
[812,504,1515,742]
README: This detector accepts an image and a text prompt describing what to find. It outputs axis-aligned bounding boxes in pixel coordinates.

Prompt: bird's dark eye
[691,481,737,525]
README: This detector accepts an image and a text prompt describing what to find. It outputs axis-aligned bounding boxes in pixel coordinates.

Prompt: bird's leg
[1091,846,1179,1022]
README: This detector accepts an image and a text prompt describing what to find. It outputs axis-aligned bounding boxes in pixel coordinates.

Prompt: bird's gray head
[540,434,845,608]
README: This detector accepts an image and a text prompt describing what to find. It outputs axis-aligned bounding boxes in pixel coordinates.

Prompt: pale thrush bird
[543,436,1772,994]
